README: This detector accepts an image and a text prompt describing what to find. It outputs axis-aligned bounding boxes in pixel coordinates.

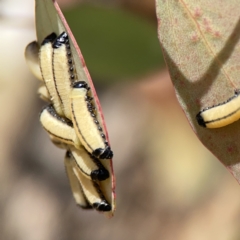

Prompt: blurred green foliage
[64,4,165,83]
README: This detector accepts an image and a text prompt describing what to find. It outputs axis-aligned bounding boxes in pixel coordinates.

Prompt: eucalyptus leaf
[156,0,240,182]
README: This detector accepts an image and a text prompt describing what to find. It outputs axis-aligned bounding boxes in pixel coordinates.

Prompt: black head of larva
[53,32,68,48]
[72,81,88,89]
[93,201,111,212]
[93,146,113,159]
[65,150,72,159]
[196,112,206,127]
[41,32,57,45]
[234,89,240,95]
[91,168,109,181]
[100,146,113,159]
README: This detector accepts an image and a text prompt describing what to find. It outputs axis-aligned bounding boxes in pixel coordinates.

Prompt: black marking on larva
[196,90,240,127]
[93,201,111,212]
[101,133,105,139]
[100,146,113,159]
[196,112,206,127]
[94,119,99,124]
[92,148,103,158]
[91,169,109,181]
[72,81,88,89]
[41,32,57,45]
[92,146,113,159]
[87,103,92,108]
[92,182,111,212]
[88,109,94,114]
[91,114,96,117]
[98,126,102,131]
[90,155,109,181]
[52,32,68,48]
[66,150,72,158]
[64,41,75,81]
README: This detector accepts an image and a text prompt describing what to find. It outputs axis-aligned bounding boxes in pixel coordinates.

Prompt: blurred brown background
[1,0,240,239]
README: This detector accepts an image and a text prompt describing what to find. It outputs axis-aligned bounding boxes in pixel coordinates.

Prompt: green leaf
[156,0,240,182]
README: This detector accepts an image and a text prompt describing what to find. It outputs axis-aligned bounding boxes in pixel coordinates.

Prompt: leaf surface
[156,0,240,182]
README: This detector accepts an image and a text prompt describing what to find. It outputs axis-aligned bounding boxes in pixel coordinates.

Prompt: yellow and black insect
[196,90,240,128]
[70,81,113,159]
[65,151,111,211]
[25,31,114,214]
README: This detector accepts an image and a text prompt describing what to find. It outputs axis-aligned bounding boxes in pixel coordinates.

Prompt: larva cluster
[25,32,114,214]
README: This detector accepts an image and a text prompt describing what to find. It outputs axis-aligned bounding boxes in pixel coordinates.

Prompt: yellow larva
[40,105,80,146]
[64,151,92,209]
[39,33,64,116]
[40,105,109,181]
[68,152,111,212]
[70,146,109,181]
[196,91,240,128]
[70,81,113,159]
[25,41,42,81]
[52,32,73,120]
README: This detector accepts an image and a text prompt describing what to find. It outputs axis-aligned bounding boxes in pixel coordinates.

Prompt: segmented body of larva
[25,31,114,214]
[196,91,240,128]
